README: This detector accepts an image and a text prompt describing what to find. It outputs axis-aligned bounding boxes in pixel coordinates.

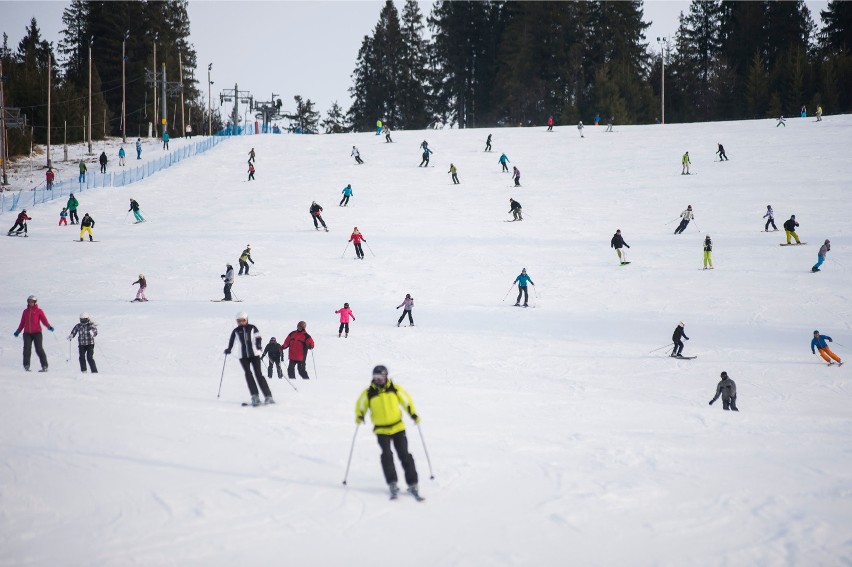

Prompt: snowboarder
[783,215,801,245]
[221,263,234,301]
[135,138,142,160]
[499,152,510,172]
[681,151,691,175]
[703,235,714,270]
[509,198,523,221]
[709,372,738,411]
[118,146,126,166]
[248,148,255,163]
[78,160,87,183]
[671,322,689,358]
[354,365,421,499]
[67,193,79,224]
[247,162,255,181]
[7,209,30,236]
[335,303,355,338]
[578,121,584,138]
[376,119,383,135]
[513,268,535,307]
[238,245,254,275]
[310,201,328,231]
[351,146,364,165]
[99,151,108,174]
[716,143,728,161]
[512,166,521,187]
[262,337,284,379]
[812,239,830,272]
[79,213,95,242]
[396,294,414,327]
[59,207,68,226]
[129,198,145,222]
[384,126,393,143]
[68,312,98,373]
[350,227,366,259]
[674,205,694,235]
[776,116,786,127]
[224,312,274,406]
[13,295,54,372]
[611,229,630,264]
[812,330,843,366]
[448,163,459,184]
[816,105,823,122]
[764,205,778,231]
[162,131,170,150]
[547,115,554,131]
[282,321,314,379]
[606,116,614,132]
[485,134,492,152]
[419,146,433,167]
[45,168,54,190]
[131,274,148,302]
[340,184,353,207]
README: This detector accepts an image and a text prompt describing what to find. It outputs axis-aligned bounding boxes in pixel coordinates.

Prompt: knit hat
[720,371,728,378]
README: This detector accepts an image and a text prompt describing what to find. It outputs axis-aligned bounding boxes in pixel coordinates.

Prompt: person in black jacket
[224,312,274,406]
[99,151,108,173]
[509,198,523,221]
[610,229,630,265]
[262,337,284,379]
[716,143,728,161]
[783,215,801,244]
[671,321,689,358]
[709,371,738,411]
[310,201,328,232]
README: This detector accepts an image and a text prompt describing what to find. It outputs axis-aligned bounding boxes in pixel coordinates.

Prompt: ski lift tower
[219,84,252,133]
[253,93,285,133]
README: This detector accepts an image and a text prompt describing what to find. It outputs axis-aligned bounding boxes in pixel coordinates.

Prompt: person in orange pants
[811,330,843,366]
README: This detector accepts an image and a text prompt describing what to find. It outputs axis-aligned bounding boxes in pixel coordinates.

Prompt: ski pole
[232,291,240,301]
[342,424,360,485]
[416,423,435,480]
[67,338,72,364]
[340,242,350,258]
[123,210,130,224]
[217,354,228,397]
[648,342,673,354]
[311,349,318,381]
[665,217,679,226]
[501,284,515,302]
[692,220,701,233]
[365,241,376,257]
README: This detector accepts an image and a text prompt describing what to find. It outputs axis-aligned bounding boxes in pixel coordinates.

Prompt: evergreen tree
[398,0,430,129]
[288,95,320,133]
[321,101,348,134]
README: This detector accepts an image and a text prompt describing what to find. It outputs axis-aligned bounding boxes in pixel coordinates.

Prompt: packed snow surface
[1,116,851,566]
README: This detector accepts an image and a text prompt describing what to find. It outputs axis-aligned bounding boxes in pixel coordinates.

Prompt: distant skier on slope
[14,295,54,372]
[282,321,314,379]
[238,245,254,275]
[776,116,786,127]
[7,209,30,236]
[248,148,256,163]
[716,143,728,161]
[68,312,98,373]
[611,229,630,265]
[340,184,353,207]
[79,213,95,242]
[349,227,366,260]
[783,215,801,245]
[448,163,459,184]
[485,134,492,152]
[674,205,694,235]
[509,198,523,221]
[577,121,584,138]
[419,145,433,167]
[396,294,414,327]
[671,322,689,358]
[335,303,355,338]
[703,235,714,270]
[812,239,830,272]
[513,268,535,307]
[708,372,738,411]
[310,201,328,232]
[811,330,843,366]
[225,311,274,406]
[220,263,234,301]
[247,162,255,181]
[131,274,148,302]
[351,146,364,165]
[384,126,393,143]
[262,337,284,379]
[512,166,521,187]
[499,152,510,172]
[763,205,778,231]
[681,151,691,175]
[129,198,145,223]
[547,115,554,131]
[606,116,614,132]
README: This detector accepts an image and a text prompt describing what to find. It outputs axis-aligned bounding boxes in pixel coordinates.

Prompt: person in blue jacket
[513,268,535,307]
[162,131,170,150]
[135,138,142,160]
[340,184,353,207]
[811,330,843,365]
[499,153,510,173]
[419,146,433,167]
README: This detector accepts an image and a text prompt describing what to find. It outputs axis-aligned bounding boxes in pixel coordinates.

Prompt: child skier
[351,146,364,165]
[310,202,328,231]
[129,198,145,222]
[221,263,234,301]
[513,268,535,307]
[703,235,713,269]
[224,311,274,406]
[812,239,831,272]
[811,330,843,365]
[68,312,98,373]
[79,213,95,241]
[384,126,393,143]
[671,322,689,358]
[611,229,630,265]
[776,116,786,127]
[118,146,126,166]
[764,205,778,231]
[239,245,254,275]
[512,166,521,187]
[349,227,366,259]
[783,215,801,244]
[499,153,510,172]
[59,207,68,226]
[448,163,459,184]
[674,205,694,235]
[247,162,255,181]
[340,184,353,206]
[335,303,355,338]
[708,372,738,411]
[396,294,414,327]
[262,337,284,379]
[132,274,148,302]
[547,115,554,131]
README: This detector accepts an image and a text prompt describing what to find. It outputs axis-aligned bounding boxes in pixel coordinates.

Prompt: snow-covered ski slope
[2,116,851,566]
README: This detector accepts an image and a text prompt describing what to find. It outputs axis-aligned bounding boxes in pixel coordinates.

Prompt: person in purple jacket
[396,294,414,327]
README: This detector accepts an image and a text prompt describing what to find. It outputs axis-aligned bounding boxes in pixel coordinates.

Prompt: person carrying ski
[351,146,364,165]
[485,134,492,152]
[509,198,523,221]
[350,227,366,259]
[776,116,786,127]
[69,312,98,373]
[513,268,535,307]
[611,229,630,264]
[162,131,170,149]
[709,371,738,411]
[225,312,274,406]
[783,215,801,245]
[764,205,778,231]
[716,143,728,161]
[335,303,355,338]
[132,274,148,302]
[703,235,713,270]
[79,213,95,242]
[262,337,284,379]
[547,115,554,131]
[248,148,255,163]
[674,205,694,235]
[67,193,79,224]
[7,210,30,236]
[812,239,831,272]
[811,330,843,366]
[78,160,87,183]
[136,138,142,159]
[129,198,144,222]
[221,263,234,301]
[419,146,433,167]
[396,294,414,327]
[118,146,126,166]
[355,364,422,500]
[681,151,691,174]
[384,126,393,143]
[376,119,383,136]
[46,168,54,190]
[14,295,54,372]
[577,121,585,138]
[310,202,328,231]
[499,153,510,172]
[247,162,255,181]
[99,151,108,174]
[59,207,68,226]
[238,245,254,275]
[671,322,689,358]
[282,321,314,379]
[448,163,459,184]
[340,184,353,207]
[512,166,521,187]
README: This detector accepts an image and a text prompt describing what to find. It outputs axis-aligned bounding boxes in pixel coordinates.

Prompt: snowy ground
[1,115,851,566]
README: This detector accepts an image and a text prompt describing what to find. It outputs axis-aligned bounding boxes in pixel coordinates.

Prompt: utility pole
[161,62,167,139]
[153,34,157,139]
[47,52,52,168]
[88,36,93,154]
[0,59,7,186]
[122,30,129,143]
[657,37,667,125]
[179,51,185,138]
[207,63,212,136]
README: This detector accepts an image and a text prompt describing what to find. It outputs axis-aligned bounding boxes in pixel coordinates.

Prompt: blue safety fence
[2,135,227,213]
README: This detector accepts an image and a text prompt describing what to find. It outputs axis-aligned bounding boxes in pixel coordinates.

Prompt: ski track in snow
[1,116,852,566]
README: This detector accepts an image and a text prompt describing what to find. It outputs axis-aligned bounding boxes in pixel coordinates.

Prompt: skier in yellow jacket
[355,365,421,499]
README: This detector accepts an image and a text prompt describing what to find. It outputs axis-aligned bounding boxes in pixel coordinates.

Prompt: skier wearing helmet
[13,295,54,372]
[674,205,694,235]
[68,313,98,373]
[224,312,274,406]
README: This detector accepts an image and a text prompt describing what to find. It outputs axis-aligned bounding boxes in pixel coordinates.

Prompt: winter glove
[14,330,20,337]
[221,275,225,279]
[412,414,420,424]
[396,306,400,310]
[708,400,714,405]
[626,244,631,248]
[48,327,55,332]
[224,349,231,355]
[67,336,72,341]
[356,416,364,424]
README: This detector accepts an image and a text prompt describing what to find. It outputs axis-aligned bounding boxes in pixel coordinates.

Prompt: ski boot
[250,394,261,407]
[407,484,424,501]
[389,482,400,499]
[38,367,48,373]
[264,396,275,405]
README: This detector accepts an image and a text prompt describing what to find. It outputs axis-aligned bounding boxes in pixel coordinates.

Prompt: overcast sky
[1,1,829,119]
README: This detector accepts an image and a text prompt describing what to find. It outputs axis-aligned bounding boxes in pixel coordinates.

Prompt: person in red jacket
[46,168,55,190]
[282,321,315,379]
[7,210,31,236]
[349,227,366,260]
[14,295,54,371]
[547,115,554,132]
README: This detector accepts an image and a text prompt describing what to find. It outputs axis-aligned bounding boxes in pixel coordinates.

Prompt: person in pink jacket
[335,302,355,338]
[13,294,54,371]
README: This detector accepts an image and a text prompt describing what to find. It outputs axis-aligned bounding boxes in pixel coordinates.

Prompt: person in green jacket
[355,365,422,499]
[681,151,691,175]
[448,163,459,184]
[67,193,79,224]
[78,161,87,184]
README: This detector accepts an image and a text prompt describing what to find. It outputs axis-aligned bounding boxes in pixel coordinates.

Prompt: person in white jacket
[577,121,584,138]
[351,146,364,165]
[221,263,235,301]
[674,205,694,235]
[396,294,414,327]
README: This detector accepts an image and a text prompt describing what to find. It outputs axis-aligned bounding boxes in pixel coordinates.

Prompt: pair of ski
[211,299,243,302]
[7,233,28,237]
[671,355,697,360]
[390,485,425,502]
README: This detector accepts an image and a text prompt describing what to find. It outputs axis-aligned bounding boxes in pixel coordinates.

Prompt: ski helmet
[270,337,276,342]
[27,295,37,302]
[139,274,144,278]
[80,312,89,320]
[687,205,692,209]
[344,302,349,308]
[22,209,27,213]
[814,330,819,335]
[372,365,388,378]
[679,321,685,327]
[720,371,728,378]
[236,312,248,321]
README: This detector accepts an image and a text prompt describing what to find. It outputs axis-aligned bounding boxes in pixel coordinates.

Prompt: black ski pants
[239,260,250,275]
[501,162,508,172]
[722,396,739,411]
[674,219,690,234]
[240,356,271,397]
[78,344,98,372]
[354,243,364,258]
[288,359,310,379]
[485,142,491,152]
[672,339,684,356]
[354,156,364,164]
[23,332,48,370]
[516,286,529,305]
[451,173,459,184]
[718,151,728,161]
[338,322,350,334]
[398,310,414,325]
[8,222,26,234]
[223,283,233,300]
[385,134,392,143]
[248,171,255,181]
[765,217,777,231]
[313,215,327,229]
[514,176,521,186]
[267,358,283,378]
[419,155,430,167]
[377,430,418,486]
[100,163,106,173]
[340,195,350,206]
[69,210,79,224]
